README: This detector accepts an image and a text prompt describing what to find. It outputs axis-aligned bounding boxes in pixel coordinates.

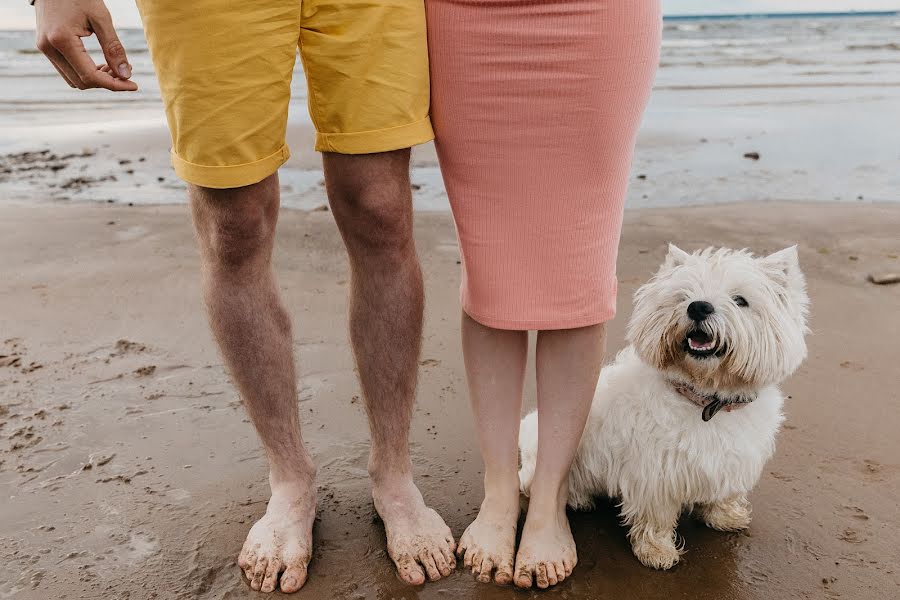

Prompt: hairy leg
[456,313,528,585]
[191,174,315,594]
[324,150,455,585]
[514,323,606,589]
[624,499,683,570]
[696,495,752,532]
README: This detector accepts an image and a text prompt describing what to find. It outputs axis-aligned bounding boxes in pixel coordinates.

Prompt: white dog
[519,245,809,570]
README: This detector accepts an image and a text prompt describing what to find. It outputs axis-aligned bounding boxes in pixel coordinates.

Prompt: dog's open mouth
[685,330,718,358]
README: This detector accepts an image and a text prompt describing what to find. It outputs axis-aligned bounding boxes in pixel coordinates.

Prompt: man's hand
[34,0,138,92]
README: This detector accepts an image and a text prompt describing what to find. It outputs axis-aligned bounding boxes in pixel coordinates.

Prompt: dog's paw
[631,535,681,570]
[698,497,752,532]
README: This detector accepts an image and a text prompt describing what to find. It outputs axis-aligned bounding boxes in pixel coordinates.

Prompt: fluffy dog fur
[519,245,810,570]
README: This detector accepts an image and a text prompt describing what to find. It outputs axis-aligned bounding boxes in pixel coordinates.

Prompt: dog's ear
[760,246,809,319]
[664,243,691,268]
[760,245,800,278]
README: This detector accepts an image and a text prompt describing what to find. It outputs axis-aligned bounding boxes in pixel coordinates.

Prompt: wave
[846,43,900,51]
[662,37,789,48]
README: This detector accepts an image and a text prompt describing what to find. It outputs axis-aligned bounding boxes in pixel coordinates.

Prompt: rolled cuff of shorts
[315,116,434,154]
[169,145,291,189]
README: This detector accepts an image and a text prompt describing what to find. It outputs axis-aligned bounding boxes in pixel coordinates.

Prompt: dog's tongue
[702,398,724,421]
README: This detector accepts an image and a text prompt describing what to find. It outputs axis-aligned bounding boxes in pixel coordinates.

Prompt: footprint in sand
[838,527,866,544]
[111,339,148,358]
[0,355,21,368]
[114,225,150,242]
[822,576,841,600]
[859,459,889,482]
[839,360,864,372]
[1,338,25,369]
[839,505,869,521]
[736,559,770,585]
[134,365,157,377]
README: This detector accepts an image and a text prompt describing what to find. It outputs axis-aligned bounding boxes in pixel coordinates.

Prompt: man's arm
[34,0,138,92]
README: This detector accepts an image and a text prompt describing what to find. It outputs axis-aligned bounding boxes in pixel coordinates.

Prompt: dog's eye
[733,295,749,307]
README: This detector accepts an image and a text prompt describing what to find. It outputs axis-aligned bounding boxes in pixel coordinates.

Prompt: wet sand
[1,201,898,599]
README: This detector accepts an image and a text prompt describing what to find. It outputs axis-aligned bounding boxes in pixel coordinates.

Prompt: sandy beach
[1,12,900,600]
[2,202,899,600]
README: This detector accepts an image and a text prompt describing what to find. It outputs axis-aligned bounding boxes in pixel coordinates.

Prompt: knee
[333,189,414,256]
[191,182,277,270]
[326,152,414,256]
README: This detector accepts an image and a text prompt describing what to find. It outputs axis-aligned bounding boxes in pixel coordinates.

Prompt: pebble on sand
[743,152,760,160]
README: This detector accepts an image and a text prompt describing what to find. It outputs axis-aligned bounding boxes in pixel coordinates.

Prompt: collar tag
[702,398,725,421]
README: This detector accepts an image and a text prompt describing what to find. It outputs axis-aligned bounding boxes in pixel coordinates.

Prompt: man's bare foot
[237,470,317,593]
[372,477,457,584]
[458,485,519,585]
[513,503,576,589]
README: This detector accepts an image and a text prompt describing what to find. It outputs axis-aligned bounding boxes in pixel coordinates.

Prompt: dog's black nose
[687,301,715,322]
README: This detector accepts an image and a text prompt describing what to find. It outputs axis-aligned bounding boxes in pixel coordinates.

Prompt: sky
[2,0,899,29]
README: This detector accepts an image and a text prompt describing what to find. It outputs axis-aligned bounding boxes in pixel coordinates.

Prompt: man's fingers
[47,32,99,84]
[44,49,80,88]
[94,69,138,92]
[36,36,81,88]
[48,32,136,92]
[89,9,132,79]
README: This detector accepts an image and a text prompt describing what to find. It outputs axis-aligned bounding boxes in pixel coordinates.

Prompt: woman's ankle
[479,470,521,515]
[523,481,569,521]
[484,466,521,495]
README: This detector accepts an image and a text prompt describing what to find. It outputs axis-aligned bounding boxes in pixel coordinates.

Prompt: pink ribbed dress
[427,0,661,330]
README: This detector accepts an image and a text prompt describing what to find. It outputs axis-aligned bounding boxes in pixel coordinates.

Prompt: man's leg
[190,174,315,594]
[324,149,456,584]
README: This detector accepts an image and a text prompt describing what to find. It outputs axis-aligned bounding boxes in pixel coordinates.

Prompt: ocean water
[2,15,899,134]
[1,14,899,208]
[657,14,900,84]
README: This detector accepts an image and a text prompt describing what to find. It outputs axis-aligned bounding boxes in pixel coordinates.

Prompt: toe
[535,563,549,589]
[237,548,252,571]
[476,557,494,584]
[469,550,481,577]
[280,564,308,593]
[440,543,457,571]
[239,547,256,572]
[456,538,468,558]
[419,549,442,581]
[553,561,567,583]
[250,557,268,591]
[432,550,453,578]
[395,554,426,586]
[242,566,255,583]
[495,559,514,586]
[546,562,559,586]
[464,548,478,570]
[563,556,575,577]
[514,564,533,589]
[260,558,281,593]
[445,534,457,555]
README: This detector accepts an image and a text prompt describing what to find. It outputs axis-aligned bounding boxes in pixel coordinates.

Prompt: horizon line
[664,10,900,20]
[1,9,899,31]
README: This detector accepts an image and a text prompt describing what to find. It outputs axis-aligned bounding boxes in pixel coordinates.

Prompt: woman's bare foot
[513,501,577,589]
[458,479,520,585]
[372,477,457,585]
[237,468,317,593]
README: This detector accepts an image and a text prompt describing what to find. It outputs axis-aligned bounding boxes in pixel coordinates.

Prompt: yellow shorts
[136,0,433,189]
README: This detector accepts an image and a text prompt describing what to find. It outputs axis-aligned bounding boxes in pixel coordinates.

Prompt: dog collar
[668,380,756,422]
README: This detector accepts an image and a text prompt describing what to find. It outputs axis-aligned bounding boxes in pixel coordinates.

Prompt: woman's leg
[514,323,606,589]
[457,312,528,585]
